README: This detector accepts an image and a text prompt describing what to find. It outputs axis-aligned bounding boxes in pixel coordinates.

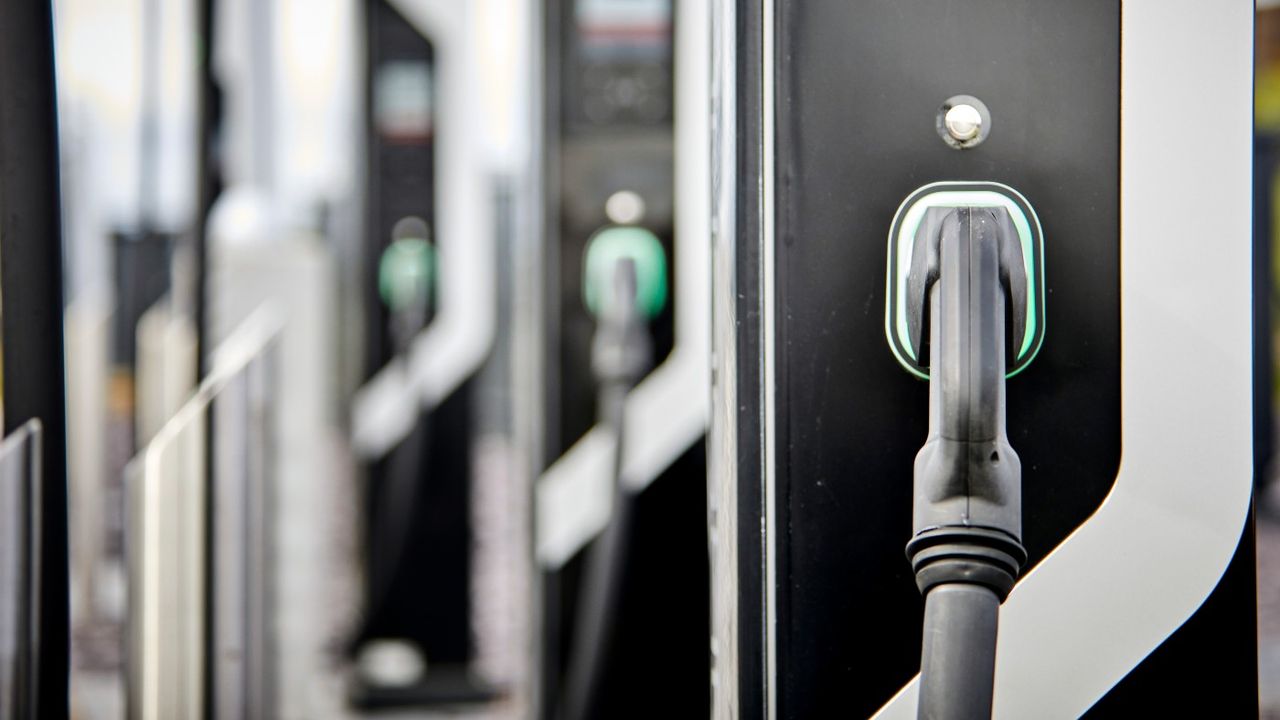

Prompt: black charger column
[0,1,69,717]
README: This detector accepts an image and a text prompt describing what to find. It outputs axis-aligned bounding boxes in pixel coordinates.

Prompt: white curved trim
[351,0,497,459]
[873,1,1254,717]
[132,304,285,720]
[535,0,711,568]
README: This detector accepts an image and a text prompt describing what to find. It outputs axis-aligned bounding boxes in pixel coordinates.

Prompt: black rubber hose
[906,208,1026,720]
[561,382,632,720]
[917,583,1000,720]
[357,406,431,641]
[358,292,433,643]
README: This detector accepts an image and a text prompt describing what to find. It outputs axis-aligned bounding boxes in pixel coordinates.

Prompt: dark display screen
[567,0,672,126]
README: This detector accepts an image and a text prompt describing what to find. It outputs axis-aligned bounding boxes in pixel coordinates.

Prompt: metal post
[0,1,69,716]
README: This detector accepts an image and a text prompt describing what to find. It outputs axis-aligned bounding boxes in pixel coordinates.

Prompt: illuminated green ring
[884,182,1045,379]
[582,226,669,320]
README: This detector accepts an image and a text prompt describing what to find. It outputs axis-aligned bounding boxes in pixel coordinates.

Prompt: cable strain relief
[906,526,1026,601]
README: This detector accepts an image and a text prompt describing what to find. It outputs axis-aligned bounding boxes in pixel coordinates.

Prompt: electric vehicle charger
[362,220,435,639]
[562,225,667,720]
[352,219,497,707]
[353,5,488,704]
[885,184,1044,720]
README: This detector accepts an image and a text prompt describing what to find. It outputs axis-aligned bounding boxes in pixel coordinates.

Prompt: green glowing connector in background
[582,226,668,320]
[379,236,435,314]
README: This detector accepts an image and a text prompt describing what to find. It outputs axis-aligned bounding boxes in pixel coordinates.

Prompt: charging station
[351,2,484,705]
[708,1,1257,717]
[349,0,536,710]
[532,0,712,716]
